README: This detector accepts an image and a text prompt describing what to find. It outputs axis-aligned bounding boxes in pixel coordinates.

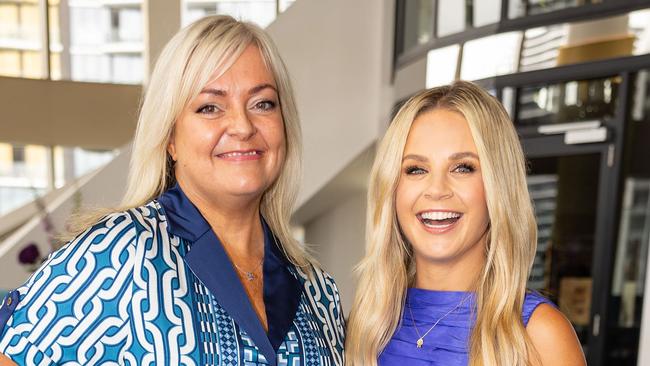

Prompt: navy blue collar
[157,184,302,365]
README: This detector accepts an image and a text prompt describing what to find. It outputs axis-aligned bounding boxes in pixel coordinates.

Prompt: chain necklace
[408,294,471,348]
[232,258,264,281]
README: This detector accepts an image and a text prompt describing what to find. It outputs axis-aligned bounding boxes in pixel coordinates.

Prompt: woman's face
[169,45,286,203]
[395,108,489,269]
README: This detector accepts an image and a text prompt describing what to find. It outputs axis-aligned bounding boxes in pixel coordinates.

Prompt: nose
[424,173,453,201]
[226,107,257,140]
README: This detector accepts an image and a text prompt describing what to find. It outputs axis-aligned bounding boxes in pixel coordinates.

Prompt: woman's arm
[0,353,17,366]
[527,304,587,366]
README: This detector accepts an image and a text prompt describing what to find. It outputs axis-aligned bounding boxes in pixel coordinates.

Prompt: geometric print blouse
[0,185,346,365]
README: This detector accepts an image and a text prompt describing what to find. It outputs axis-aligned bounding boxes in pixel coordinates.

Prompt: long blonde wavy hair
[67,15,312,268]
[346,81,539,365]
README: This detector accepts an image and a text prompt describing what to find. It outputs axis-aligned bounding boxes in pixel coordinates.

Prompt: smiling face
[396,108,490,273]
[168,44,286,204]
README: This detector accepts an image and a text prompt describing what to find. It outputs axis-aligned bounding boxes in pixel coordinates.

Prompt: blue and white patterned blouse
[0,185,345,365]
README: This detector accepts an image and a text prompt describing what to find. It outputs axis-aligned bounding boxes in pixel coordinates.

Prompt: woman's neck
[179,180,265,261]
[413,245,486,292]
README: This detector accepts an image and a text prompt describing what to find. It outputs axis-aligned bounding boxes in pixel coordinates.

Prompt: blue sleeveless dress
[378,288,552,366]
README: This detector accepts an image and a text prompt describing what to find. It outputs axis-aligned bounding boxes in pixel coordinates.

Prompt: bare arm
[527,304,586,366]
[0,353,17,366]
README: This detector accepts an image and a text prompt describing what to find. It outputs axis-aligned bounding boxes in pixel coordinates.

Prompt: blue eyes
[454,163,475,173]
[404,163,476,175]
[196,100,277,115]
[406,166,427,175]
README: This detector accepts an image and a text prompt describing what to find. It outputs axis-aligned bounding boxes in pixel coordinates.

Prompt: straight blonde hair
[67,15,312,268]
[346,81,539,365]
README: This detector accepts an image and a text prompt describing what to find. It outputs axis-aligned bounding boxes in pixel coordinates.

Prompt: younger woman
[346,81,585,366]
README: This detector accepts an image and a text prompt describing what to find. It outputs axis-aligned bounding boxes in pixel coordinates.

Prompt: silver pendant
[245,272,255,281]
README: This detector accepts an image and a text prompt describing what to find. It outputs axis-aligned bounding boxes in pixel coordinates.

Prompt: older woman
[346,81,584,366]
[0,16,344,366]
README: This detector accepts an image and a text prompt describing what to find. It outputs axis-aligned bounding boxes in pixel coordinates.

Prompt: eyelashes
[195,100,277,115]
[197,104,220,114]
[405,166,427,175]
[403,162,477,175]
[254,100,277,111]
[453,162,476,173]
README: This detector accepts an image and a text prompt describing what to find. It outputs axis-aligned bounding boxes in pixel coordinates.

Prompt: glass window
[183,0,278,29]
[63,1,144,84]
[112,54,143,84]
[0,143,117,215]
[605,69,650,365]
[72,148,117,177]
[401,0,434,52]
[0,144,49,215]
[425,44,459,88]
[22,50,43,78]
[114,7,143,42]
[473,0,501,27]
[278,0,294,13]
[460,32,522,81]
[0,0,46,79]
[527,153,601,349]
[437,0,466,37]
[630,9,650,56]
[0,50,22,77]
[509,0,603,19]
[516,76,620,128]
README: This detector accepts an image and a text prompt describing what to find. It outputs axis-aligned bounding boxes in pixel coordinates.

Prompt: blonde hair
[346,81,539,365]
[67,15,311,268]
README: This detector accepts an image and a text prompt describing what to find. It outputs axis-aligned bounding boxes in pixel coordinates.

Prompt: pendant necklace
[233,258,264,281]
[408,294,471,348]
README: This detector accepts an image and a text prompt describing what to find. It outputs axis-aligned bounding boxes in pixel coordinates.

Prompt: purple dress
[378,289,552,366]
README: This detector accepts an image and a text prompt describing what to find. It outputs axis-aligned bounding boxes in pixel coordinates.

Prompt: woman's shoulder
[82,200,166,237]
[295,264,340,294]
[526,302,586,365]
[522,291,554,327]
[293,264,346,359]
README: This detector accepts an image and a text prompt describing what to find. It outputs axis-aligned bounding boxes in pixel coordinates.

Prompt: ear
[167,130,177,161]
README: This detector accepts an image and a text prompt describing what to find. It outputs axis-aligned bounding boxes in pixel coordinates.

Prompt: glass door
[522,137,611,361]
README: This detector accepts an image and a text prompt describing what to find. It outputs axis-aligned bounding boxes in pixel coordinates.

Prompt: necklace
[232,258,264,281]
[408,294,471,348]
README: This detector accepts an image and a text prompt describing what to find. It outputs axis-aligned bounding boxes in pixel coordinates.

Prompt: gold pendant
[416,338,423,348]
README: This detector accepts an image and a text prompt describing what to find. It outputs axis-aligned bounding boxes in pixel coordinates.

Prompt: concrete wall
[0,77,141,149]
[267,0,396,310]
[267,0,395,209]
[305,189,367,314]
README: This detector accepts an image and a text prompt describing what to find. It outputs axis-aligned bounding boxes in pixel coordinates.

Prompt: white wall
[305,189,367,314]
[267,0,396,309]
[267,0,395,209]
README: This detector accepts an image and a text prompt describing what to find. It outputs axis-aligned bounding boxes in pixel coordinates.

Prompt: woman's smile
[417,210,464,234]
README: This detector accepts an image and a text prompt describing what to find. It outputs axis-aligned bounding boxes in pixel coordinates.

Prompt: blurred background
[0,0,649,365]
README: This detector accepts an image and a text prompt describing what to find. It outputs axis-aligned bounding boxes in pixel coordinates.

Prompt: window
[425,44,459,88]
[460,32,522,80]
[401,0,435,52]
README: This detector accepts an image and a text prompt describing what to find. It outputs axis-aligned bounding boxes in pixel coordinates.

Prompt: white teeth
[420,211,461,221]
[220,151,259,158]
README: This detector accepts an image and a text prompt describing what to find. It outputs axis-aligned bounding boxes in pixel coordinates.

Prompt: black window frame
[394,0,650,71]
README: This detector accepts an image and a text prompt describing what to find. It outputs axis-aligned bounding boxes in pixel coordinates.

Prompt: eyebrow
[200,83,278,97]
[402,151,479,162]
[449,152,479,160]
